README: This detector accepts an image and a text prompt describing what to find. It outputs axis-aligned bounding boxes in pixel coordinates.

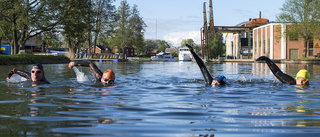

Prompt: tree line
[0,0,146,59]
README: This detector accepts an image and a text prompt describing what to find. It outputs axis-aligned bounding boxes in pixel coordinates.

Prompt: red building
[253,23,319,59]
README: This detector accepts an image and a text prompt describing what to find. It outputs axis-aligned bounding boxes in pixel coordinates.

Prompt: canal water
[0,61,320,137]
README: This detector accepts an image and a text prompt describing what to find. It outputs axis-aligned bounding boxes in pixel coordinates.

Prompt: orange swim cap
[102,69,115,80]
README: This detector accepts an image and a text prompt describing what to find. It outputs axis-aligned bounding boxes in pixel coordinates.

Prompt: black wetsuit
[7,68,50,84]
[186,44,214,85]
[256,56,296,84]
[72,60,104,82]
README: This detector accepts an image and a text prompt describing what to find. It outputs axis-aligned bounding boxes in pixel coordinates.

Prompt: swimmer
[6,63,50,84]
[186,44,226,86]
[256,56,310,86]
[68,60,115,85]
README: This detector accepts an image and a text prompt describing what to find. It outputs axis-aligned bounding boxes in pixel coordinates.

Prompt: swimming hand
[7,68,16,79]
[68,61,75,69]
[256,56,269,61]
[186,44,194,51]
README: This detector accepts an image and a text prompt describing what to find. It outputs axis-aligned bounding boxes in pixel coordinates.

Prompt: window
[255,41,257,54]
[309,39,314,56]
[263,40,266,54]
[259,41,261,47]
[268,39,270,54]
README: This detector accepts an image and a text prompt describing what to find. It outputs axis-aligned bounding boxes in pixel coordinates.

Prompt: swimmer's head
[212,75,226,86]
[31,63,45,81]
[296,69,310,86]
[32,64,44,70]
[101,69,115,84]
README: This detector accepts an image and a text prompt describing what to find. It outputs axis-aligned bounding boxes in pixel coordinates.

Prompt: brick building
[252,23,320,59]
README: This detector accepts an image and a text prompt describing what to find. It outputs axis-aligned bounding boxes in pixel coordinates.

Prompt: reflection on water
[0,62,320,136]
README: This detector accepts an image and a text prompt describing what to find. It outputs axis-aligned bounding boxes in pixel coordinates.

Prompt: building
[126,47,135,57]
[223,12,269,59]
[252,23,320,59]
[112,46,135,57]
[165,47,179,57]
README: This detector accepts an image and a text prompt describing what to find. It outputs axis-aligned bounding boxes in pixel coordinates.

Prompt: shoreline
[207,58,320,64]
[2,54,320,65]
[0,54,70,65]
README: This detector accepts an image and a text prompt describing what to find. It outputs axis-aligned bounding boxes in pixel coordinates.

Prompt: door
[289,49,299,59]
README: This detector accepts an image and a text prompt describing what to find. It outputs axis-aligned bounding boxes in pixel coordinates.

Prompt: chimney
[259,11,261,18]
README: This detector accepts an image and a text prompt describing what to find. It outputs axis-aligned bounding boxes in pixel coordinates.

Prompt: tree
[145,39,158,55]
[277,0,320,57]
[155,40,170,52]
[180,39,196,48]
[91,0,115,54]
[0,0,61,54]
[60,0,93,58]
[111,0,145,59]
[209,33,225,59]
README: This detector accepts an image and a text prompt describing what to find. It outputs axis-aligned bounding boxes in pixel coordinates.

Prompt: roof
[96,45,105,50]
[0,40,10,45]
[165,48,179,53]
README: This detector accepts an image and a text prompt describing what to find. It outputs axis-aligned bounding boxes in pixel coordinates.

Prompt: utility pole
[209,0,214,59]
[203,2,208,60]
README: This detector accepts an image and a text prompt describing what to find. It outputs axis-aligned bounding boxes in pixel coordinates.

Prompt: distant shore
[208,58,320,64]
[0,53,70,65]
[2,54,320,65]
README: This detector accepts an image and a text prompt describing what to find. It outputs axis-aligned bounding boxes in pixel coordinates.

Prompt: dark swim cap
[32,63,44,70]
[215,75,226,85]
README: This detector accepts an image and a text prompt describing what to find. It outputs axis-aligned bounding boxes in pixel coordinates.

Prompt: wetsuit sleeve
[7,68,31,80]
[256,56,295,84]
[186,44,213,85]
[73,60,103,80]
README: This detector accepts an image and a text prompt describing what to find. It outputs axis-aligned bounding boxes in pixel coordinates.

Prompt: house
[126,47,135,57]
[165,48,179,57]
[91,45,106,53]
[252,23,320,59]
[224,12,269,59]
[150,49,158,56]
[0,37,43,54]
[112,46,135,57]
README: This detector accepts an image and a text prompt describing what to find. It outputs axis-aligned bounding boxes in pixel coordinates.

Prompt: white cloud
[163,30,200,47]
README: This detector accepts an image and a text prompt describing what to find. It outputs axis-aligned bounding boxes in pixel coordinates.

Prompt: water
[0,62,320,137]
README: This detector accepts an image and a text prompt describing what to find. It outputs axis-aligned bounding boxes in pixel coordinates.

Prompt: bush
[0,54,70,65]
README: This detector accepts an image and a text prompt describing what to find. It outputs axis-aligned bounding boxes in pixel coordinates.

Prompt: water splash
[6,74,28,83]
[72,67,90,83]
[235,75,247,82]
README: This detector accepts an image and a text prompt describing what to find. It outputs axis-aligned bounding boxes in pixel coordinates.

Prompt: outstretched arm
[7,68,31,80]
[186,44,213,85]
[69,60,103,80]
[256,56,295,84]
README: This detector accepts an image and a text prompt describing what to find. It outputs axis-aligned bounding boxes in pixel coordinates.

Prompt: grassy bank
[0,53,70,65]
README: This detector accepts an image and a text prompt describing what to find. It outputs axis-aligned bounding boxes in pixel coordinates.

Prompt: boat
[179,47,193,61]
[151,52,176,61]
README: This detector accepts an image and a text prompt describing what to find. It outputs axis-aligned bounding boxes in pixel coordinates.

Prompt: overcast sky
[114,0,286,47]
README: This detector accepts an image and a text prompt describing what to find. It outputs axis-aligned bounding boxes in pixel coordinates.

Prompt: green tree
[155,40,170,52]
[111,0,145,59]
[0,0,61,54]
[277,0,320,57]
[129,5,146,55]
[145,39,158,55]
[92,0,115,54]
[60,0,93,58]
[180,39,196,48]
[209,33,225,59]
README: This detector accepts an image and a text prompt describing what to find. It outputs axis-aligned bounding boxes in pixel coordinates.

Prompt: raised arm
[256,56,295,84]
[7,68,31,80]
[186,44,213,85]
[69,60,103,80]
